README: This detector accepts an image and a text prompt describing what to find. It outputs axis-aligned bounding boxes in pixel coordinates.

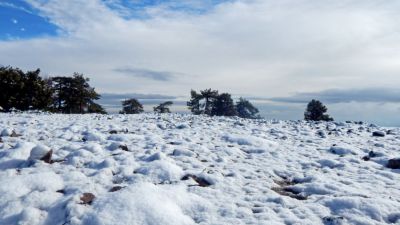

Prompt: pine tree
[50,74,101,114]
[211,93,237,117]
[304,99,333,121]
[200,89,219,115]
[154,101,173,113]
[120,98,144,114]
[0,67,53,111]
[236,98,260,119]
[187,89,219,115]
[187,90,203,115]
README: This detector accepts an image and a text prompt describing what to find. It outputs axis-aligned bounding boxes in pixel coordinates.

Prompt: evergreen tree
[154,101,173,113]
[0,66,53,111]
[304,99,333,121]
[187,90,203,115]
[22,69,53,111]
[235,98,261,119]
[120,98,144,114]
[0,66,25,111]
[200,89,219,115]
[211,93,237,116]
[50,74,100,114]
[187,89,219,115]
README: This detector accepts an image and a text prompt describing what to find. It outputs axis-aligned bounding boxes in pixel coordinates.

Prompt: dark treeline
[0,66,106,114]
[187,89,261,119]
[1,66,333,121]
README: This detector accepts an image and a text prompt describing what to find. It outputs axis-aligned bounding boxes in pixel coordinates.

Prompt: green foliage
[211,93,237,116]
[0,66,53,111]
[304,99,333,121]
[154,101,173,113]
[236,98,260,119]
[120,98,144,114]
[187,89,219,115]
[50,73,101,114]
[0,66,105,114]
[187,89,261,119]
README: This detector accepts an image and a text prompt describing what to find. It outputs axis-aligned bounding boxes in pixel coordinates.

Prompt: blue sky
[1,0,400,126]
[0,0,58,40]
[0,0,228,40]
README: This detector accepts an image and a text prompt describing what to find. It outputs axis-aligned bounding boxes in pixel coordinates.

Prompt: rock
[109,186,123,192]
[368,151,378,158]
[372,131,385,137]
[109,130,118,134]
[28,145,53,163]
[387,158,400,169]
[387,129,396,135]
[316,130,326,138]
[176,123,189,129]
[181,174,212,187]
[362,156,370,161]
[322,216,345,225]
[10,131,21,137]
[118,145,129,151]
[80,193,95,205]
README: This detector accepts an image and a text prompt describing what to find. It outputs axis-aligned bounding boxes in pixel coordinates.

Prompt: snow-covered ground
[0,113,399,225]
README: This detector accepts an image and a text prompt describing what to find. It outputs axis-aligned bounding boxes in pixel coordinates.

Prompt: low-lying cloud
[270,88,400,104]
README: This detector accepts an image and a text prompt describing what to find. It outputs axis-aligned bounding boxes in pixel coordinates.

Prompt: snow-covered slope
[0,113,399,225]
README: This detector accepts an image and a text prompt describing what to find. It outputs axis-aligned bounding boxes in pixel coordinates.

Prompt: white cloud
[1,0,400,98]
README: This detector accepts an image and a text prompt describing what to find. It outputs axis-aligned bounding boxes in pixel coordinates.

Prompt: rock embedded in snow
[322,216,345,225]
[28,145,53,163]
[387,158,400,169]
[372,131,385,137]
[80,193,96,205]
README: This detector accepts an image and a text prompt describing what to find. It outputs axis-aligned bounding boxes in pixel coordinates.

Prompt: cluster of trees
[1,66,334,122]
[187,89,261,119]
[0,66,106,114]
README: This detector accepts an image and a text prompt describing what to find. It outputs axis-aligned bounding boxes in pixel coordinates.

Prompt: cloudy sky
[1,0,400,125]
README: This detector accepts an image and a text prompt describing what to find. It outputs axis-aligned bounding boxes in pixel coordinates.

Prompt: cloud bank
[0,0,399,97]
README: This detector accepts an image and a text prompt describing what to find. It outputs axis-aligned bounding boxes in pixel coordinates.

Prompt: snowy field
[0,113,399,225]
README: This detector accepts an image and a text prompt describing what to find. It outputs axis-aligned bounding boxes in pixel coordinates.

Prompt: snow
[0,113,400,225]
[28,145,51,161]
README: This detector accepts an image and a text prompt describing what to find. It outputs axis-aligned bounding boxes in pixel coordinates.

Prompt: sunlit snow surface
[0,113,399,225]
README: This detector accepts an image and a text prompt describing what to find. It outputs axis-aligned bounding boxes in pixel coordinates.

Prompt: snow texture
[0,113,399,225]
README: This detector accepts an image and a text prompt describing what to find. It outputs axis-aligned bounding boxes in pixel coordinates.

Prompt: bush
[120,98,144,114]
[154,101,173,113]
[236,98,260,119]
[304,99,333,121]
